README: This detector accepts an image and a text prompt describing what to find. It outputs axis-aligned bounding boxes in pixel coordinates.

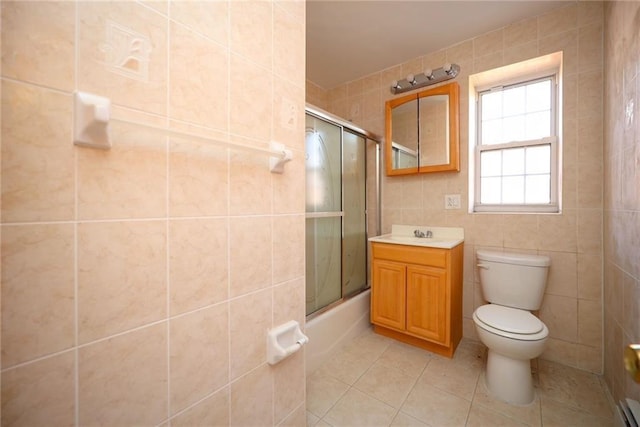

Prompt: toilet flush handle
[477,263,489,269]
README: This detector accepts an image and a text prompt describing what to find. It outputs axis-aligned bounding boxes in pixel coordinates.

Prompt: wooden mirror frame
[385,82,460,176]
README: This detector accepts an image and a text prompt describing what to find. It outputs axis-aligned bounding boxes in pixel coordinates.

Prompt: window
[470,55,561,213]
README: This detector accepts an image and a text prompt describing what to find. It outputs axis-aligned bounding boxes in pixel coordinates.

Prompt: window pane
[503,148,525,175]
[482,91,502,120]
[502,115,525,143]
[481,177,501,203]
[481,118,503,145]
[502,176,525,204]
[525,112,551,139]
[503,86,525,116]
[480,150,502,177]
[526,175,551,203]
[526,81,551,112]
[526,145,551,174]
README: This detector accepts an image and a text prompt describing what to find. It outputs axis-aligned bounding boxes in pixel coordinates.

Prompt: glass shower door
[342,130,367,297]
[305,113,369,316]
[305,115,342,315]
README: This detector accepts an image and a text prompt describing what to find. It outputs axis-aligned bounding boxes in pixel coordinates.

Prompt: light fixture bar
[390,63,461,94]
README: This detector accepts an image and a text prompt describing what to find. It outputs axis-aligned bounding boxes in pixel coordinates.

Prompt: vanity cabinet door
[371,259,406,331]
[406,265,448,345]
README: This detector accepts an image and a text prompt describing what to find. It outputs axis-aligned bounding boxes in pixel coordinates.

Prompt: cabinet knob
[624,344,640,384]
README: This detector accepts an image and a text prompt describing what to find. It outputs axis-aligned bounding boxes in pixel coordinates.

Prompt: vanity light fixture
[443,63,455,75]
[390,63,460,94]
[424,68,434,80]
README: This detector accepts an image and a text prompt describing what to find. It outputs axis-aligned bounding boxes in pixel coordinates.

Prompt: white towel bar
[73,91,293,173]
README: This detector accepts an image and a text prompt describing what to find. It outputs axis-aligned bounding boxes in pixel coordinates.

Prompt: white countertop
[368,225,464,249]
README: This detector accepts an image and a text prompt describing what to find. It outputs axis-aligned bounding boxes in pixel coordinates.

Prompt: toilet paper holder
[267,320,309,365]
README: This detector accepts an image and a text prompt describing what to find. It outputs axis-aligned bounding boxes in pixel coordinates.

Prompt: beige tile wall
[310,2,605,374]
[306,80,329,111]
[603,1,640,403]
[1,1,307,425]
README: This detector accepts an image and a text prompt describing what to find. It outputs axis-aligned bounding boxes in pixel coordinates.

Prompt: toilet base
[485,350,535,405]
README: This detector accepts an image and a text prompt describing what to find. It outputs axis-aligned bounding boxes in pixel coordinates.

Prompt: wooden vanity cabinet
[370,242,463,358]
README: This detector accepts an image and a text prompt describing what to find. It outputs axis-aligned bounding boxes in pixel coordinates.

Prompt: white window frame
[469,56,562,214]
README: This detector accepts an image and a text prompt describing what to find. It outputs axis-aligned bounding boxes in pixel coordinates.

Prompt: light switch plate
[445,194,461,209]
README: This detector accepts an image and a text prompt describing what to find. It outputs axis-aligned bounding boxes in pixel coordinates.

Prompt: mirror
[389,99,419,170]
[385,82,459,176]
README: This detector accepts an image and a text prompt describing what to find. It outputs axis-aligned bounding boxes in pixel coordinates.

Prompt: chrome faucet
[413,229,433,238]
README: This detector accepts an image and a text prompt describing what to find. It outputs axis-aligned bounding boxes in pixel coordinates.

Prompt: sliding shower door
[342,130,367,297]
[305,115,343,314]
[305,112,369,316]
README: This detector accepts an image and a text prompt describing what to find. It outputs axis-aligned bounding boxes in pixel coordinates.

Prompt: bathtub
[304,289,372,375]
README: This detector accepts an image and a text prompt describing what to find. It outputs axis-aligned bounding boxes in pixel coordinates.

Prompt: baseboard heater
[616,398,640,427]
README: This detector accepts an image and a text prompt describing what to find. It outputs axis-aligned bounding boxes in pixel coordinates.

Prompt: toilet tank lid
[477,250,550,267]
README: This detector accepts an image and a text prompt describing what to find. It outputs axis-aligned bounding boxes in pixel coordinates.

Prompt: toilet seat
[473,304,548,341]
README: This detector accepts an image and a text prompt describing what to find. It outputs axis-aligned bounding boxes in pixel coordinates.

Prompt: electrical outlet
[445,194,461,209]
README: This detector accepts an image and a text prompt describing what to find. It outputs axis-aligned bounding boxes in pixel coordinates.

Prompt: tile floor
[306,327,615,426]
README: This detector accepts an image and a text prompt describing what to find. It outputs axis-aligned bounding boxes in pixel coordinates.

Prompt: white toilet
[472,249,551,405]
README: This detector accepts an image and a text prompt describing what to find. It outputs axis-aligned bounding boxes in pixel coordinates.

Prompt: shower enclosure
[305,106,380,317]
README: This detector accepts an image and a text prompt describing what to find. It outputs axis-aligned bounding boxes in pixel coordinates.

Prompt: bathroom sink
[369,224,464,249]
[369,234,463,249]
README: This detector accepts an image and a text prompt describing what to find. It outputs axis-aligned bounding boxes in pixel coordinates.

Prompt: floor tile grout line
[471,380,544,427]
[311,374,351,422]
[464,369,484,427]
[349,366,408,426]
[390,352,434,424]
[325,342,382,424]
[317,381,350,424]
[314,348,377,424]
[317,336,397,425]
[341,339,438,426]
[354,336,417,425]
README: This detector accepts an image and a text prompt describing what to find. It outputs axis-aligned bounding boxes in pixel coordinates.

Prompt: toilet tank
[477,250,551,311]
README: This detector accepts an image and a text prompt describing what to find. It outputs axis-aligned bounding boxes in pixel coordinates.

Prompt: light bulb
[424,68,433,79]
[443,63,452,74]
[407,74,416,84]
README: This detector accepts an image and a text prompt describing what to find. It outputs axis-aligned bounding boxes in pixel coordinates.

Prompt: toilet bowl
[473,250,551,405]
[473,304,548,404]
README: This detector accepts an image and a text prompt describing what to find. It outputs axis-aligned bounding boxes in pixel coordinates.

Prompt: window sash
[474,137,559,213]
[478,75,556,147]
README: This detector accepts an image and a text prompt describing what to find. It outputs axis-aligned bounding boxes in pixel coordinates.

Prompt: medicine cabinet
[385,82,460,176]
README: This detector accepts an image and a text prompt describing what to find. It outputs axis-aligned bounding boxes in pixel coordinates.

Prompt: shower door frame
[305,104,382,319]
